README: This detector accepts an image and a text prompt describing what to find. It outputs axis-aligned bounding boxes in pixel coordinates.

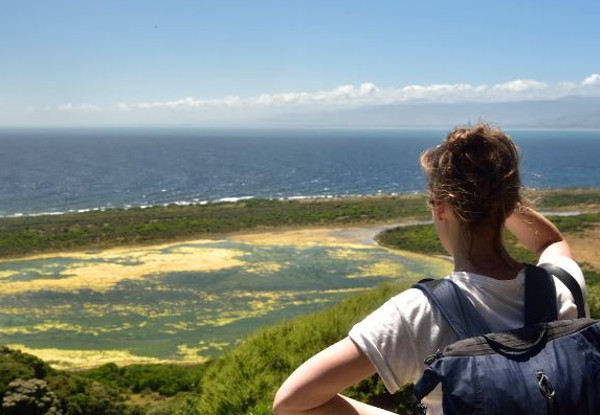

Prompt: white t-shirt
[348,254,588,415]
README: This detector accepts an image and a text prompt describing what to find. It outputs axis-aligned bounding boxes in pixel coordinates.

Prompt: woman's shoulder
[537,253,586,289]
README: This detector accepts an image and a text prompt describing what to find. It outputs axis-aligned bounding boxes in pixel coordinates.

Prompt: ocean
[1,127,599,217]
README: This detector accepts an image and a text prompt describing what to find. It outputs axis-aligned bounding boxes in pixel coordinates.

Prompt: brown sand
[568,225,600,270]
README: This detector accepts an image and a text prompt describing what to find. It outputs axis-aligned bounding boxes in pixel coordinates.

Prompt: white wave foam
[0,191,417,219]
[214,196,254,203]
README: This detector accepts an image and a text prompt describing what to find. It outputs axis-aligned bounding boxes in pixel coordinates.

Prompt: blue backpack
[411,264,600,415]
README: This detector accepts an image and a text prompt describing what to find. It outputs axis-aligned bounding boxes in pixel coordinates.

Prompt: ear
[432,200,448,222]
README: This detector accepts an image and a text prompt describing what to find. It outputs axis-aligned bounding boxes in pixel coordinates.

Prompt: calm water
[0,236,450,367]
[1,128,599,217]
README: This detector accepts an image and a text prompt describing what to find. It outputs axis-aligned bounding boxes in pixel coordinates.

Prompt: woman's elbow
[272,387,302,415]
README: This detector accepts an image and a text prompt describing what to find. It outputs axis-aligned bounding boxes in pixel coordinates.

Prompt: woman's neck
[451,233,523,280]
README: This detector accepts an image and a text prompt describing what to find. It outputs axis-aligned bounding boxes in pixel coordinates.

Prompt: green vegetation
[376,212,600,263]
[376,214,600,318]
[529,188,600,210]
[0,346,139,415]
[83,363,208,397]
[375,223,442,256]
[196,282,414,415]
[0,283,413,414]
[2,189,599,414]
[2,188,599,259]
[0,195,431,259]
[376,223,540,264]
[545,213,600,234]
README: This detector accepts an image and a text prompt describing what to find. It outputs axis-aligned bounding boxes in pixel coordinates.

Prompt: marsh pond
[0,226,450,369]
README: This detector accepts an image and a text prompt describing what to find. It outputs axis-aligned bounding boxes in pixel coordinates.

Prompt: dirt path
[567,225,600,270]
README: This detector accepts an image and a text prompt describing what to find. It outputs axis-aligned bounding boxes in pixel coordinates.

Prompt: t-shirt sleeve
[348,288,434,394]
[537,253,590,318]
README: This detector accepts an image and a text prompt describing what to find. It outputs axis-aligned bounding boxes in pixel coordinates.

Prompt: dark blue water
[1,128,599,217]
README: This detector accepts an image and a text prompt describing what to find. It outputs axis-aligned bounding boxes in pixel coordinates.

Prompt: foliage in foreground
[82,363,207,398]
[196,282,415,415]
[0,347,138,415]
[0,282,414,415]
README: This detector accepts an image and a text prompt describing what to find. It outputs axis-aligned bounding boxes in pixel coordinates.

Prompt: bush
[2,379,62,415]
[197,282,413,415]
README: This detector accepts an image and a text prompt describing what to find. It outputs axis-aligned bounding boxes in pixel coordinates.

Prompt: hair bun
[420,123,522,225]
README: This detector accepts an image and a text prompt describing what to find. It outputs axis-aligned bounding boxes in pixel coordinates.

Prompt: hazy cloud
[582,74,600,86]
[132,74,598,111]
[52,74,600,115]
[57,103,100,112]
[492,79,548,92]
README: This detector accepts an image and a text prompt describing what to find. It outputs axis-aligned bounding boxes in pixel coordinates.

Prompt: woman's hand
[505,205,572,260]
[273,337,395,415]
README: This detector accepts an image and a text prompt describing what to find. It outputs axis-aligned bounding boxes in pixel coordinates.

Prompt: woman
[272,123,587,415]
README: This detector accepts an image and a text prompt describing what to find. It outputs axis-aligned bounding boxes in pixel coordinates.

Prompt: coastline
[1,188,599,261]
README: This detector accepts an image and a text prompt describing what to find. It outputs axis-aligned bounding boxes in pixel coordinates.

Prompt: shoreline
[0,219,425,263]
[1,188,599,261]
[0,192,423,220]
[2,186,600,220]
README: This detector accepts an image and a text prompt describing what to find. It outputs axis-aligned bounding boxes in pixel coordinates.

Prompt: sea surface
[1,128,599,217]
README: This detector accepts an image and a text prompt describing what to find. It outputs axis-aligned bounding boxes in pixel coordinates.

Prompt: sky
[1,0,600,126]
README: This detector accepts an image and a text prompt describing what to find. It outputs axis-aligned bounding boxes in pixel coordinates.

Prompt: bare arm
[505,205,572,260]
[273,337,395,415]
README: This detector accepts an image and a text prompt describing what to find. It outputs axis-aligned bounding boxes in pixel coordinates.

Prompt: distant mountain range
[264,96,600,129]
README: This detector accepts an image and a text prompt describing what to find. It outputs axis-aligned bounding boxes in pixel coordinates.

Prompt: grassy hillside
[195,282,415,415]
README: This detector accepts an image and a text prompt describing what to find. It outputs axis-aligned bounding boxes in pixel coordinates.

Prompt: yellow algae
[0,239,218,264]
[177,344,210,360]
[158,329,179,334]
[6,344,208,370]
[247,299,277,310]
[346,261,404,279]
[0,322,135,336]
[327,248,374,261]
[164,321,192,331]
[0,247,247,294]
[166,245,217,255]
[0,322,94,335]
[0,270,19,279]
[346,251,452,280]
[383,247,453,270]
[80,302,189,319]
[229,227,377,248]
[207,341,230,351]
[244,262,283,274]
[320,287,371,295]
[194,290,358,327]
[0,305,72,316]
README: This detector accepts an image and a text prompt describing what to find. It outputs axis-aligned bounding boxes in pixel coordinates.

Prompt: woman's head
[421,123,522,250]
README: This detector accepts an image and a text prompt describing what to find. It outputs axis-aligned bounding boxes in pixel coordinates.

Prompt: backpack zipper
[534,369,556,415]
[424,349,443,365]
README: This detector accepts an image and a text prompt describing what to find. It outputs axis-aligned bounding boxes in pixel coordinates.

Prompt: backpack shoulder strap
[538,262,586,318]
[524,264,559,325]
[414,278,491,339]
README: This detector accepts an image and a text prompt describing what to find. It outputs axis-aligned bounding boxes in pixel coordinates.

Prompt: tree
[2,378,62,415]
